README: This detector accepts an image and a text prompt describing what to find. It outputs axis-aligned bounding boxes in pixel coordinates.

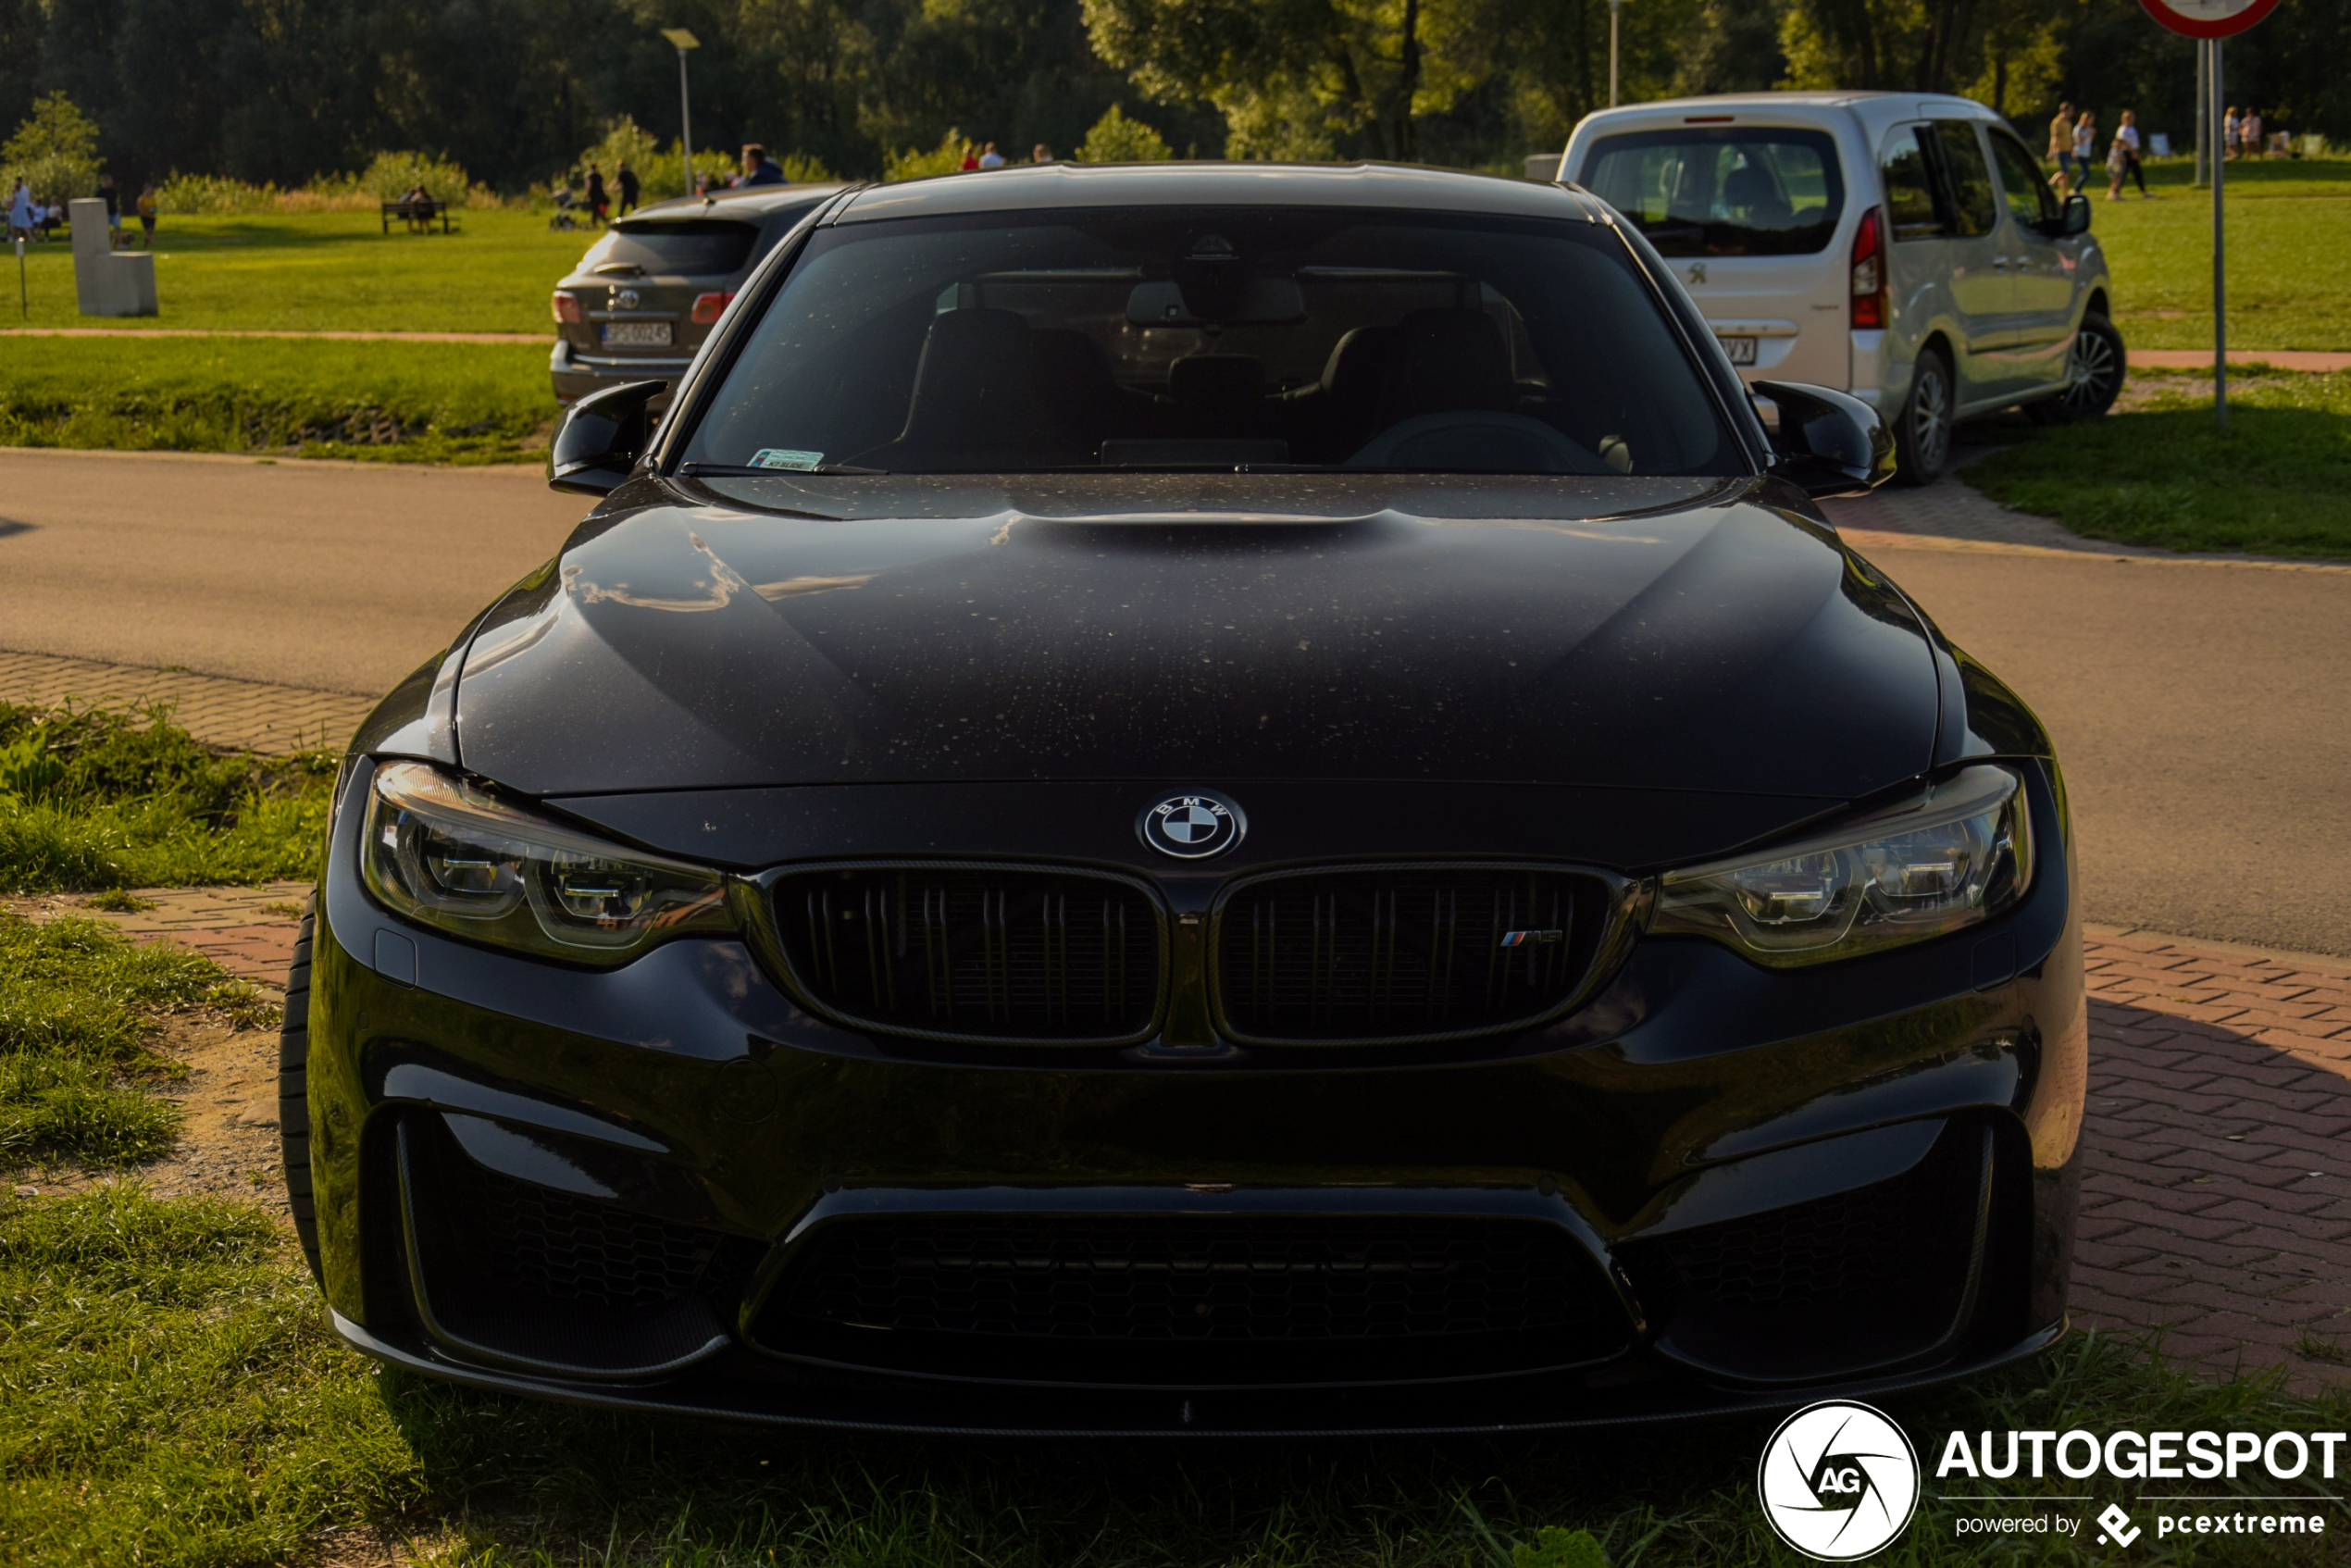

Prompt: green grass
[2096,158,2351,353]
[0,207,588,335]
[0,702,335,893]
[1968,369,2351,559]
[0,334,555,463]
[0,1183,2342,1567]
[0,917,271,1164]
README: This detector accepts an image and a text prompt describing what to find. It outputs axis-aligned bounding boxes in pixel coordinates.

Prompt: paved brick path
[7,882,310,985]
[0,649,376,754]
[2072,927,2351,1391]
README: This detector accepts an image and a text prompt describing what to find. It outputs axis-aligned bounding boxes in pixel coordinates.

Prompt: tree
[1075,103,1173,160]
[2,91,104,201]
[1083,0,1492,161]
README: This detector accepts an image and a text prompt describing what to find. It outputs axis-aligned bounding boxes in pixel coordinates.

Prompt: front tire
[2053,312,2126,421]
[280,907,324,1284]
[1894,345,1955,487]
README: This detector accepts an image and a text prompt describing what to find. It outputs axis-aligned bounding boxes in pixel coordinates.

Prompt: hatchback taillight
[552,292,583,325]
[1849,207,1885,330]
[690,292,736,325]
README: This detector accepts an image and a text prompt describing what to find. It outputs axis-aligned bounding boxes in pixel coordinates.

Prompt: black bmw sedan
[290,162,2084,1436]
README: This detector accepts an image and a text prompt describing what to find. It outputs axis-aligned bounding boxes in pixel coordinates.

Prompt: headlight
[1649,765,2033,966]
[362,761,731,964]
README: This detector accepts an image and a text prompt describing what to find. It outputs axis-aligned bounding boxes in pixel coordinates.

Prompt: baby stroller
[547,188,581,231]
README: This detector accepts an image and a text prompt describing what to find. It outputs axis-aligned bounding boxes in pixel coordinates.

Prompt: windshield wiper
[678,461,889,478]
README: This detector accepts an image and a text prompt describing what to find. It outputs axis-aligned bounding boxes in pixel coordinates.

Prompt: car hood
[454,473,1938,801]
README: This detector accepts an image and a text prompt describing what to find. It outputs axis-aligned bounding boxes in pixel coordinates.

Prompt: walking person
[2047,101,2078,193]
[1032,143,1054,164]
[977,140,1005,169]
[958,143,979,171]
[2223,106,2241,159]
[6,177,32,245]
[585,163,608,226]
[2107,110,2147,199]
[134,183,156,244]
[2070,110,2096,195]
[616,161,639,215]
[2242,106,2264,159]
[97,172,121,247]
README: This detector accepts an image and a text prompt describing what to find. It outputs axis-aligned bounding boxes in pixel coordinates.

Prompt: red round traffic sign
[2138,0,2280,38]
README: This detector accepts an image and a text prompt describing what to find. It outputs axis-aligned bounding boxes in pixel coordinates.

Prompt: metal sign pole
[16,234,24,319]
[2211,35,2227,429]
[1609,0,1623,107]
[2193,39,2208,187]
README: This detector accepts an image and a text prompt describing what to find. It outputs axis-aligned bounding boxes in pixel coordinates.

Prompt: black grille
[771,1214,1615,1343]
[481,1168,753,1309]
[1214,867,1596,1042]
[774,865,1163,1041]
[1657,1176,1918,1312]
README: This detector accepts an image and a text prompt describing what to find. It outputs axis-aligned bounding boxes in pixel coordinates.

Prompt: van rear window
[580,219,758,278]
[1578,128,1845,256]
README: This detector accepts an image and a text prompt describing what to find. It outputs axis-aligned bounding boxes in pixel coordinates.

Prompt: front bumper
[307,763,2084,1435]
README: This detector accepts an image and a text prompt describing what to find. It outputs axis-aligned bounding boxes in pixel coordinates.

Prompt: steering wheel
[1341,411,1611,474]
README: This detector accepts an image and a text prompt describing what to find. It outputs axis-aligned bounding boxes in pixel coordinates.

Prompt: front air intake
[1211,865,1611,1045]
[767,863,1165,1045]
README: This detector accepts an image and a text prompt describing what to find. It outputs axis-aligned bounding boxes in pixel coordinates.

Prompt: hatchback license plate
[603,321,672,347]
[1720,335,1759,366]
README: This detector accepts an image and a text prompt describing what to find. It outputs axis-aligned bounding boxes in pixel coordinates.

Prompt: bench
[380,199,455,235]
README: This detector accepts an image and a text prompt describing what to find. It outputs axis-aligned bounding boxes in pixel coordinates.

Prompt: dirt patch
[15,1012,290,1213]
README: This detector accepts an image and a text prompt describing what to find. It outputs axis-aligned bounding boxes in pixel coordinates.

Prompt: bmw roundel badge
[1138,790,1246,859]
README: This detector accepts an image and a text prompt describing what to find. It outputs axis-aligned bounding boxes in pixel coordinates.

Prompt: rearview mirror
[1751,380,1897,499]
[547,380,666,496]
[1126,277,1305,327]
[2060,193,2091,236]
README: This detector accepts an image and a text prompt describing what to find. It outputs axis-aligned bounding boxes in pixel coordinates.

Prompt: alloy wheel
[2062,328,2121,417]
[1910,359,1953,475]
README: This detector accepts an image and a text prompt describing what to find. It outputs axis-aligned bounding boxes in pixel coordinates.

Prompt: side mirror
[547,380,666,495]
[1751,380,1897,499]
[2060,193,2091,236]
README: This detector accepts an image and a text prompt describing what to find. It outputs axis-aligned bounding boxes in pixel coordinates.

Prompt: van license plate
[1720,336,1759,366]
[603,322,672,347]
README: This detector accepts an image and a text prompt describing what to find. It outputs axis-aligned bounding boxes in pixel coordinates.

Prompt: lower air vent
[1213,865,1606,1044]
[770,864,1163,1043]
[754,1213,1632,1386]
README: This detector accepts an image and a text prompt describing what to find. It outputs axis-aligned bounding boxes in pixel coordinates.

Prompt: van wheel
[2049,313,2126,422]
[1894,347,1955,487]
[280,905,324,1285]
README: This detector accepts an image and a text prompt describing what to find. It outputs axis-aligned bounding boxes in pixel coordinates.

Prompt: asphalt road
[1,449,2344,954]
[1860,541,2351,958]
[0,450,586,694]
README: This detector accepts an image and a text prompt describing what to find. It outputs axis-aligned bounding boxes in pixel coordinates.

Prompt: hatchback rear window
[1578,128,1845,256]
[579,219,757,278]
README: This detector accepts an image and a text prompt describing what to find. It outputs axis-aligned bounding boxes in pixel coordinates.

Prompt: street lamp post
[661,28,701,196]
[1609,0,1625,107]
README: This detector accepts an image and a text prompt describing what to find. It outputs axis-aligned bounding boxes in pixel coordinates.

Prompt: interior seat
[1278,325,1394,461]
[1370,308,1514,430]
[1164,354,1266,438]
[850,307,1082,470]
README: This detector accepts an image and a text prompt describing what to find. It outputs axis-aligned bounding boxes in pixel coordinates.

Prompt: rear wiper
[678,461,889,478]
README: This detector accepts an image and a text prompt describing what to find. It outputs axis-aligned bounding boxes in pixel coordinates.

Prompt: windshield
[580,219,758,278]
[1579,129,1845,257]
[680,206,1735,476]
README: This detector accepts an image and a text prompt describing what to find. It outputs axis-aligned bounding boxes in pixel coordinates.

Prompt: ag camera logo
[1759,1400,1922,1561]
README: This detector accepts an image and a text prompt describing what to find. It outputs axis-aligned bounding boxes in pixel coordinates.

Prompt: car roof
[834,161,1604,224]
[1574,91,1998,126]
[626,183,852,224]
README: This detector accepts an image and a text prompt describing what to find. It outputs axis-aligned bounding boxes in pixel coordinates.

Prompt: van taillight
[691,292,736,325]
[1849,207,1885,330]
[552,292,582,324]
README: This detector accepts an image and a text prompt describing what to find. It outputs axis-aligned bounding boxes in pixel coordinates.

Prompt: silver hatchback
[1558,93,2123,484]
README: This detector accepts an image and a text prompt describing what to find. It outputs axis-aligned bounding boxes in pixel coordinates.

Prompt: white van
[1556,93,2123,484]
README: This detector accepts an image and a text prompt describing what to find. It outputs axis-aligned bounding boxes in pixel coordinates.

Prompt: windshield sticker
[749,448,824,471]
